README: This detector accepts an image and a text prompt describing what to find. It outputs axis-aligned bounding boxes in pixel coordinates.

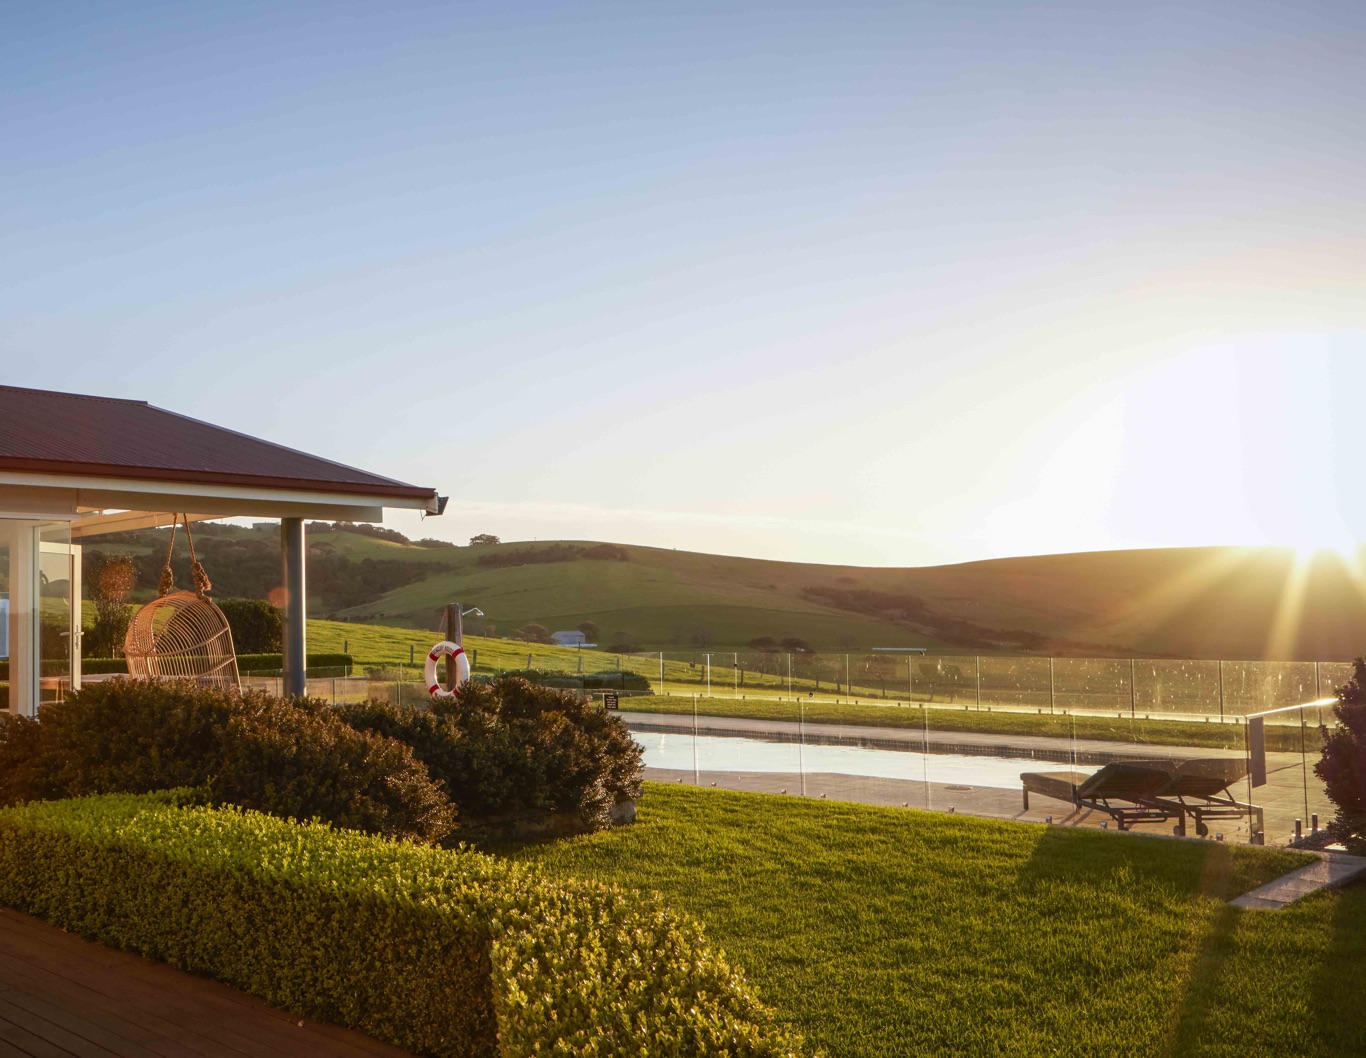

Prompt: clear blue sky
[4,2,1365,565]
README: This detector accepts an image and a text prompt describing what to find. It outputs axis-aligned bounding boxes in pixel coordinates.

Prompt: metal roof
[0,385,436,502]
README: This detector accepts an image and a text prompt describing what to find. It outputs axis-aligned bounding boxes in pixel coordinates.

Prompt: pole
[1130,658,1136,718]
[280,517,307,698]
[975,656,981,708]
[1049,657,1055,714]
[706,653,712,698]
[660,651,665,695]
[1218,660,1225,719]
[787,653,793,698]
[845,654,850,703]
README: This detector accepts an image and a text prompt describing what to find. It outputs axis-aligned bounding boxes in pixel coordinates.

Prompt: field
[87,524,1366,658]
[313,536,1366,659]
[503,783,1365,1058]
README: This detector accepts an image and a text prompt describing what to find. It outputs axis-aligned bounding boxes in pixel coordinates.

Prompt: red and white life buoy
[424,640,470,701]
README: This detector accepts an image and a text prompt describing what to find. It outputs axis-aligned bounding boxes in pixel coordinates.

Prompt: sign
[603,691,619,711]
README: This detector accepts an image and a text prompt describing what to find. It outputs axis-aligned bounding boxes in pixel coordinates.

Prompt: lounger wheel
[1196,821,1209,837]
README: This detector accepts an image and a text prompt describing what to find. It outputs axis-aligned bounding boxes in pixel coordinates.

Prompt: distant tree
[513,622,553,644]
[85,555,136,658]
[687,628,714,649]
[608,630,642,654]
[746,636,778,652]
[413,538,455,549]
[469,533,501,546]
[779,636,813,653]
[1316,659,1366,852]
[577,621,599,640]
[217,598,283,654]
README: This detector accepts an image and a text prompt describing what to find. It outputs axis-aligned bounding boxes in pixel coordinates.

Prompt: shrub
[1316,658,1366,852]
[217,597,282,653]
[1,679,454,843]
[0,795,807,1058]
[338,675,644,831]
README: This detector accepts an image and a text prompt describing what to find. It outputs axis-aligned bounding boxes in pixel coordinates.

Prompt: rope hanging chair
[124,515,240,691]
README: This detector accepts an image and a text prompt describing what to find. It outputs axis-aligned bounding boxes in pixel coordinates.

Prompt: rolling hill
[82,523,1366,660]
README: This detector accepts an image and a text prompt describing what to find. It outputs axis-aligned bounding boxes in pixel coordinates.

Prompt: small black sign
[603,691,619,711]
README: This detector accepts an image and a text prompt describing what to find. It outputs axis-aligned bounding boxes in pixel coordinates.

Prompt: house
[0,385,442,716]
[550,631,594,647]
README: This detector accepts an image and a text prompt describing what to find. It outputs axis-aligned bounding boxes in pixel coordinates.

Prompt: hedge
[0,795,808,1058]
[0,654,354,680]
[336,677,643,833]
[0,680,455,843]
[501,667,652,692]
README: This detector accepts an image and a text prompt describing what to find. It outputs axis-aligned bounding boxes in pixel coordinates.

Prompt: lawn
[501,783,1366,1058]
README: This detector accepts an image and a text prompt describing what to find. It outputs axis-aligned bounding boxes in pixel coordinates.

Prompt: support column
[280,517,307,698]
[3,523,37,716]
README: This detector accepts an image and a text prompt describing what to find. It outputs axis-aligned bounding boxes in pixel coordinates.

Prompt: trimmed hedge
[0,680,454,843]
[0,794,807,1058]
[337,676,644,832]
[500,667,652,692]
[0,653,355,680]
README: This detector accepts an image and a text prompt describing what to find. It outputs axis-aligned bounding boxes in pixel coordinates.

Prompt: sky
[3,1,1365,567]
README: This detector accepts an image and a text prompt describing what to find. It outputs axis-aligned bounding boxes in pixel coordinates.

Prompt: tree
[85,555,136,658]
[779,636,813,654]
[746,636,778,652]
[512,622,553,644]
[469,533,500,546]
[577,621,599,640]
[1316,658,1366,852]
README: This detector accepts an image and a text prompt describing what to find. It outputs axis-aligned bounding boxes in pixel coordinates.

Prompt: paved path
[1230,853,1366,910]
[0,908,412,1058]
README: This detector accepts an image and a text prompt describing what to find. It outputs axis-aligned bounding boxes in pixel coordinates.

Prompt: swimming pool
[633,729,1054,789]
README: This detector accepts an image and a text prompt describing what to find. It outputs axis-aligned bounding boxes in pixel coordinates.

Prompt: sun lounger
[1021,757,1262,836]
[1144,758,1262,837]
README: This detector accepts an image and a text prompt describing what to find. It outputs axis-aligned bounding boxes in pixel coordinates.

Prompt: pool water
[633,730,1051,790]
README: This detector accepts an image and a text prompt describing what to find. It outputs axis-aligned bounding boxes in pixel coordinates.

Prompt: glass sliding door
[0,519,77,715]
[39,522,78,704]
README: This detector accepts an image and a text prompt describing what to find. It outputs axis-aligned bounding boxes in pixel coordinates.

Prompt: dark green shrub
[0,794,806,1057]
[217,597,282,653]
[337,675,643,831]
[3,679,454,843]
[1316,658,1366,852]
[0,714,51,806]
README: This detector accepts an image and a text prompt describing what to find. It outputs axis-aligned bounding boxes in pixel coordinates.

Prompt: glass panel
[38,523,74,705]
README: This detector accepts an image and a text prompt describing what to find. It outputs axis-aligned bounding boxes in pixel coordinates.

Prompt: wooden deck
[0,908,414,1058]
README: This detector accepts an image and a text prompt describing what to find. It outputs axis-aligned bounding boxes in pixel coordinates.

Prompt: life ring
[424,641,470,701]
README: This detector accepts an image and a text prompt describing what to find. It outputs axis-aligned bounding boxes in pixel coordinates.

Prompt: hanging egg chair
[123,516,241,691]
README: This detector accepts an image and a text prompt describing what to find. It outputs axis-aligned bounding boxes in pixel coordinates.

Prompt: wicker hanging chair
[123,515,241,691]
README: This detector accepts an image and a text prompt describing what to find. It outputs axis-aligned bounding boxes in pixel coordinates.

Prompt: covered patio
[0,385,442,716]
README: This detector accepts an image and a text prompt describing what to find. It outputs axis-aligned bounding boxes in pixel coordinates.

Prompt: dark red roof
[0,386,436,502]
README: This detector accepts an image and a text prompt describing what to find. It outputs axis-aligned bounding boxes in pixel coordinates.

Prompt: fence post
[1218,660,1225,719]
[706,653,712,698]
[1130,659,1136,718]
[975,657,981,708]
[787,653,792,698]
[845,654,850,703]
[1049,657,1055,713]
[660,651,665,695]
[909,655,914,702]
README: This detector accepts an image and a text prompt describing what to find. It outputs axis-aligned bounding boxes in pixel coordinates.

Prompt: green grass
[501,783,1365,1058]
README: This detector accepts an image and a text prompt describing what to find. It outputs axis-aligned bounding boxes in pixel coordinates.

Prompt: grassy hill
[83,523,1366,660]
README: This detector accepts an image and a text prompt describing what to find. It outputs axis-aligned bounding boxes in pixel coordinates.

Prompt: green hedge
[0,654,354,680]
[502,667,652,692]
[0,794,806,1058]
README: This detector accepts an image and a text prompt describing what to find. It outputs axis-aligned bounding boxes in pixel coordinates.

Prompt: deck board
[0,910,415,1058]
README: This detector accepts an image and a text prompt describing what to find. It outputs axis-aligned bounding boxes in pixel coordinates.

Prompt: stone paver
[1230,853,1366,910]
